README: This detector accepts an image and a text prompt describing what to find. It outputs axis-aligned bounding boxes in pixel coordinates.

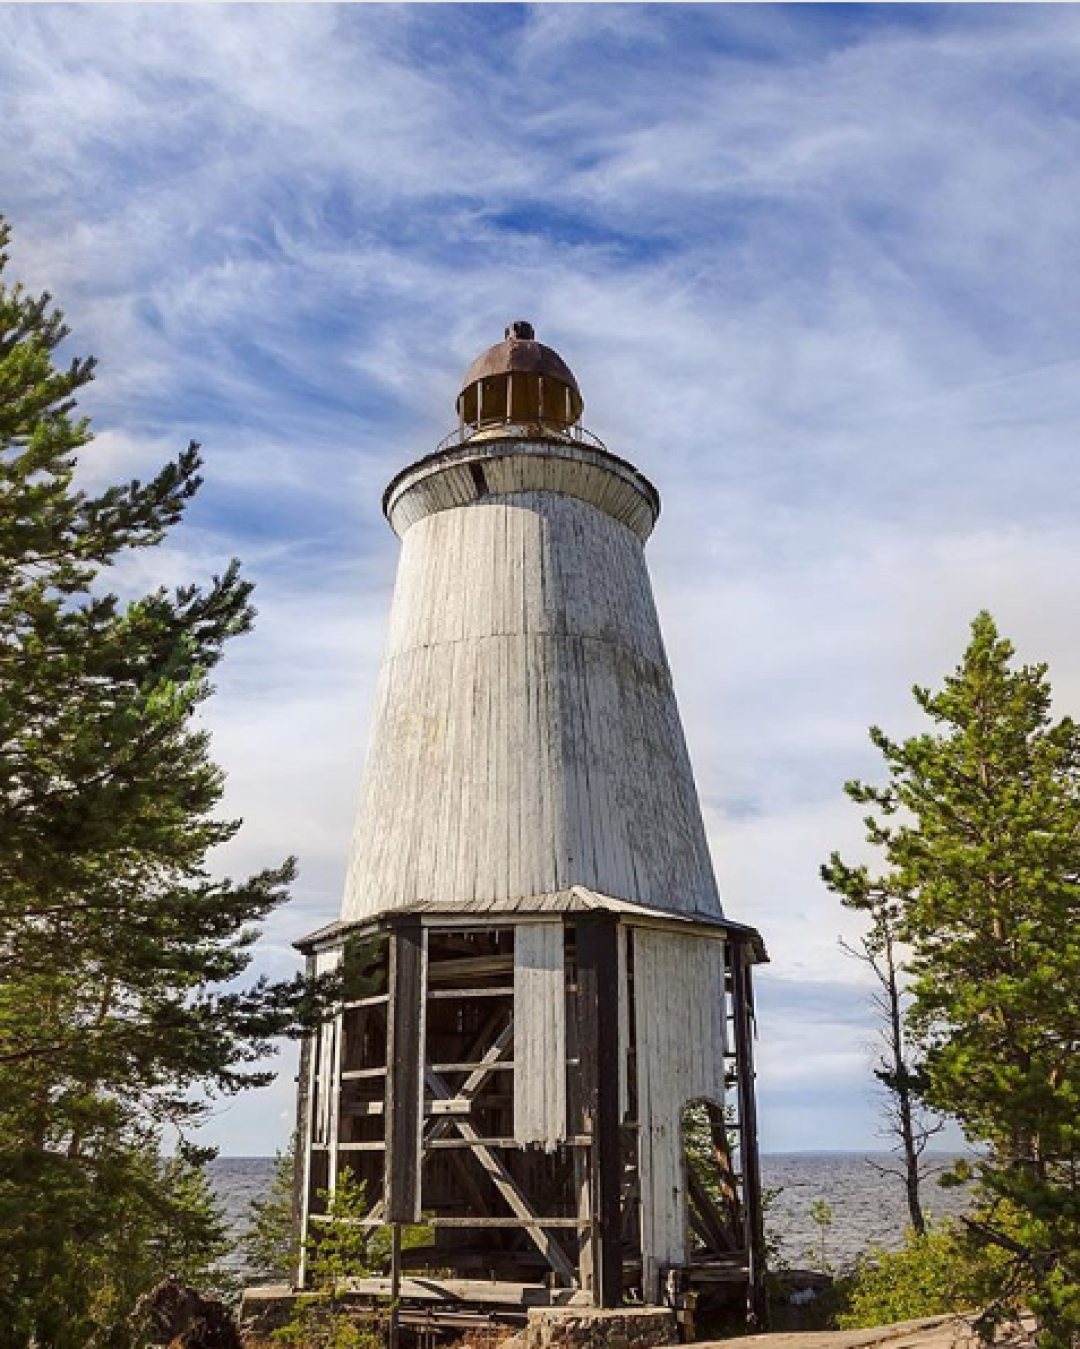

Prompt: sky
[4,3,1080,1156]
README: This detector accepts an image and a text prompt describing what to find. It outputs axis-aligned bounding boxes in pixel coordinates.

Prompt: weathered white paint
[633,930,727,1302]
[341,437,722,924]
[513,923,567,1150]
[313,946,342,1149]
[384,439,658,542]
[617,926,631,1121]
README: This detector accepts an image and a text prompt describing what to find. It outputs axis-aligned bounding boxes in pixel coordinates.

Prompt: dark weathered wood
[308,1214,587,1230]
[424,1062,579,1285]
[576,916,622,1307]
[292,953,317,1287]
[731,939,767,1330]
[706,1097,743,1236]
[685,1163,737,1255]
[386,919,425,1223]
[426,1135,591,1150]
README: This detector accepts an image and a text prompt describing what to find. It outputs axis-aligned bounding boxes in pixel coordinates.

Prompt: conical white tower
[342,320,721,923]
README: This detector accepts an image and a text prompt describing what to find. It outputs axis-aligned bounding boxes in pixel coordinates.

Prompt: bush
[835,1220,991,1328]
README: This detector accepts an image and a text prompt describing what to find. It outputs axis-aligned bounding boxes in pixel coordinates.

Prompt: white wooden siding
[342,460,722,923]
[618,925,631,1121]
[313,946,342,1148]
[633,930,727,1301]
[512,923,567,1150]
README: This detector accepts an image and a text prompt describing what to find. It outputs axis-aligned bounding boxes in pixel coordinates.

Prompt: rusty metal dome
[456,322,584,429]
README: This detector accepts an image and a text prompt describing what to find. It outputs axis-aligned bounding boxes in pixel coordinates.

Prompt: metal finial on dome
[456,323,584,434]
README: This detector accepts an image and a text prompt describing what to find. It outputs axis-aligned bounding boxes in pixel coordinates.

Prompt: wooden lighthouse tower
[293,322,767,1327]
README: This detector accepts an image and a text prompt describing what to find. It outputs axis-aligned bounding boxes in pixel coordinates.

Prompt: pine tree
[825,613,1080,1347]
[0,219,320,1342]
[244,1137,299,1283]
[827,883,944,1235]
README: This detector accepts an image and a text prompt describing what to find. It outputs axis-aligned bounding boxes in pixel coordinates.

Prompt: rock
[516,1306,677,1349]
[131,1277,242,1349]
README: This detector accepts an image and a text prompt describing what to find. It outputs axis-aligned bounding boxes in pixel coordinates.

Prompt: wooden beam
[312,1216,588,1230]
[576,916,622,1307]
[426,955,513,983]
[427,986,513,1000]
[456,1117,579,1287]
[429,1059,515,1074]
[366,1012,513,1226]
[293,953,318,1287]
[341,993,390,1010]
[425,1136,590,1150]
[328,1011,344,1198]
[385,919,426,1223]
[731,940,767,1329]
[686,1163,737,1255]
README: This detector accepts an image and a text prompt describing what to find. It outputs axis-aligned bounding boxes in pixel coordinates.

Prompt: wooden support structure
[576,915,622,1307]
[385,919,425,1223]
[294,908,767,1328]
[730,937,768,1329]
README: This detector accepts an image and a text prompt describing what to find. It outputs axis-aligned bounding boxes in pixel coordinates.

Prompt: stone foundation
[509,1306,677,1349]
[238,1285,300,1339]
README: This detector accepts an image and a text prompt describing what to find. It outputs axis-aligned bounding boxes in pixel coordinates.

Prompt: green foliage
[760,1184,787,1275]
[826,612,1080,1346]
[273,1173,389,1349]
[835,1219,1004,1329]
[272,1170,435,1349]
[807,1199,834,1274]
[0,219,329,1343]
[245,1138,299,1284]
[0,1138,233,1349]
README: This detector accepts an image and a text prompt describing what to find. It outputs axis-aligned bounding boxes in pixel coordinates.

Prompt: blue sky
[4,3,1080,1155]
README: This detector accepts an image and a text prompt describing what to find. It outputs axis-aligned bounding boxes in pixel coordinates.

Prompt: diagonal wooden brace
[424,1060,578,1287]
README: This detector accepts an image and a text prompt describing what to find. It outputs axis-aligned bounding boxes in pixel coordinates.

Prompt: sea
[209,1152,971,1277]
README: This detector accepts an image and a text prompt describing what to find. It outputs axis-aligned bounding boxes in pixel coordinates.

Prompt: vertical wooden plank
[327,1013,343,1199]
[385,919,427,1223]
[617,925,630,1121]
[513,923,567,1148]
[577,916,622,1308]
[314,945,344,1206]
[634,930,728,1299]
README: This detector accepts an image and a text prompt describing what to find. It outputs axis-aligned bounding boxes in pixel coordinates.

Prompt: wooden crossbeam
[366,1014,514,1225]
[425,1062,578,1287]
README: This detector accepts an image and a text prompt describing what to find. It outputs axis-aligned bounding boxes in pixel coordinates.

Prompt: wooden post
[389,1222,402,1349]
[576,916,622,1307]
[386,918,426,1223]
[293,952,318,1288]
[328,1010,344,1200]
[731,940,767,1329]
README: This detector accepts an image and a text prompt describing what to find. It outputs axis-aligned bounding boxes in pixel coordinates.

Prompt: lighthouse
[293,323,767,1326]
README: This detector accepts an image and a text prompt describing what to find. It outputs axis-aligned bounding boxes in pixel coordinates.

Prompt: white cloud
[4,4,1080,1153]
